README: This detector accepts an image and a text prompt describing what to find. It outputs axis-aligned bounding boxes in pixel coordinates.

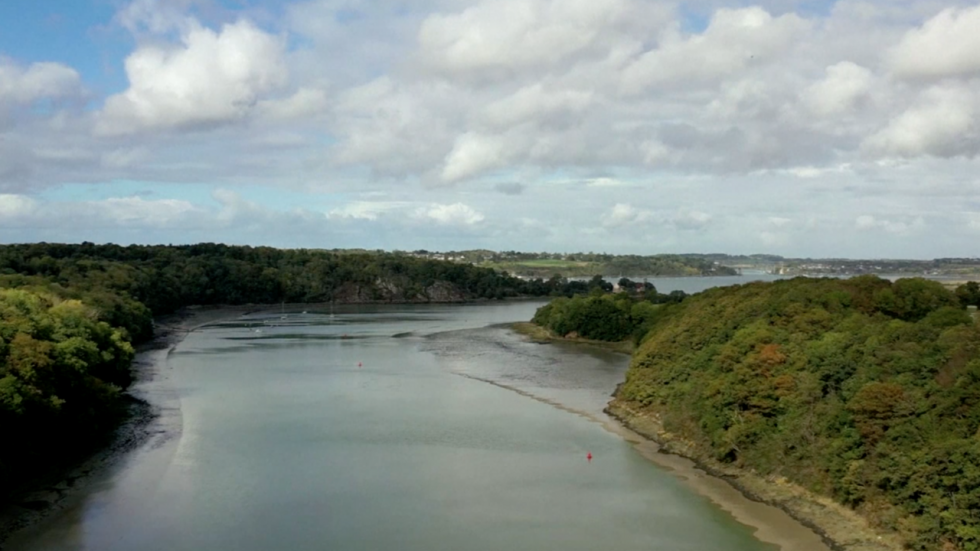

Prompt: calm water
[8,293,779,550]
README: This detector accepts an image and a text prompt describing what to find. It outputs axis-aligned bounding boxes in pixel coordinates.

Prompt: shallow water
[7,300,778,551]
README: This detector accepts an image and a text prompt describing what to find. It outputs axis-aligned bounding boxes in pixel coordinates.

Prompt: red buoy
[587,452,592,462]
[358,362,362,367]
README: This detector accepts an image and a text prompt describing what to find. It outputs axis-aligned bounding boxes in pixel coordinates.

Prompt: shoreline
[0,304,253,545]
[603,400,904,551]
[503,324,901,551]
[4,304,898,551]
[510,321,634,354]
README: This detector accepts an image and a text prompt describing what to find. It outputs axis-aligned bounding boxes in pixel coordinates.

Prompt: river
[7,274,801,551]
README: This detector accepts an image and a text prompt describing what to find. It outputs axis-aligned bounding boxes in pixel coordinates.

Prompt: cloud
[759,231,788,247]
[7,0,980,258]
[96,19,288,135]
[101,147,149,169]
[416,203,485,225]
[602,203,651,227]
[493,183,525,195]
[441,133,508,182]
[257,87,329,122]
[417,0,668,80]
[672,209,712,230]
[96,196,204,226]
[620,7,809,93]
[481,83,593,129]
[0,58,81,105]
[802,62,874,116]
[116,0,197,35]
[0,194,204,229]
[328,201,410,221]
[332,77,459,176]
[863,84,978,158]
[586,177,629,188]
[855,214,925,235]
[0,194,39,222]
[889,5,980,79]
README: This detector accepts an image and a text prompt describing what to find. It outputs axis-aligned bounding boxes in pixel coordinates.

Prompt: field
[481,260,598,276]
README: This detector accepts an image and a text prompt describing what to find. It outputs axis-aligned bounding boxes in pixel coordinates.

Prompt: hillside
[478,253,737,278]
[610,277,979,550]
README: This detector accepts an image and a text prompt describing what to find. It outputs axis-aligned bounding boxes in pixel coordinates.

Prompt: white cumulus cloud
[889,5,980,79]
[417,0,666,79]
[672,209,712,230]
[863,84,978,158]
[803,61,874,116]
[620,7,808,93]
[855,214,925,235]
[0,59,81,105]
[417,203,485,225]
[441,133,508,183]
[603,203,651,227]
[0,194,39,221]
[97,196,204,226]
[97,19,288,135]
[328,201,411,221]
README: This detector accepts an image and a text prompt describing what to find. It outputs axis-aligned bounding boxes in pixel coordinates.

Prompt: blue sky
[2,0,980,258]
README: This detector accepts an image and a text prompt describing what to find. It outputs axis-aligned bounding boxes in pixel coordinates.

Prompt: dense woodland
[532,276,980,550]
[532,277,687,342]
[0,242,597,498]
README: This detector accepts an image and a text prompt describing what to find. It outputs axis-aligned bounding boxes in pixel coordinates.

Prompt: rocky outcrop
[330,280,468,304]
[423,281,466,303]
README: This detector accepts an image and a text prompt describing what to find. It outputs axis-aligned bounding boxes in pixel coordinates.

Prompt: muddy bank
[507,321,903,551]
[492,325,845,551]
[0,305,252,544]
[510,321,634,354]
[604,400,904,551]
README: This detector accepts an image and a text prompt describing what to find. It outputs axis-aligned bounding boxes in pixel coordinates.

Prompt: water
[631,272,786,294]
[600,271,961,295]
[7,299,778,551]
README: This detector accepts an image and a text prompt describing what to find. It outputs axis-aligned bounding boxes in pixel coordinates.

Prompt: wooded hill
[571,276,979,550]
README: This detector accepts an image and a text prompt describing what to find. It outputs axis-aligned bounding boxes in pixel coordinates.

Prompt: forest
[0,241,589,499]
[531,276,980,550]
[531,277,687,342]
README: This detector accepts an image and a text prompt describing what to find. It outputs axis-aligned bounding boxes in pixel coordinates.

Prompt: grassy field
[481,260,601,277]
[513,259,593,268]
[484,259,595,270]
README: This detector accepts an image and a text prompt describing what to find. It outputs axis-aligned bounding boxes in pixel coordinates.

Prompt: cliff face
[331,279,467,304]
[423,281,466,302]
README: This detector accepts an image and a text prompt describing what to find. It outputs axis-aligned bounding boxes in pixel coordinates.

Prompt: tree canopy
[610,276,980,550]
[0,289,135,495]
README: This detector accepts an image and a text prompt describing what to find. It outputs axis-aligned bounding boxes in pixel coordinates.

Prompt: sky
[1,0,980,258]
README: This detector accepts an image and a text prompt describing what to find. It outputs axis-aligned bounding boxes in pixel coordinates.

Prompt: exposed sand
[508,322,902,551]
[0,305,252,544]
[602,419,834,551]
[605,402,904,551]
[460,361,840,551]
